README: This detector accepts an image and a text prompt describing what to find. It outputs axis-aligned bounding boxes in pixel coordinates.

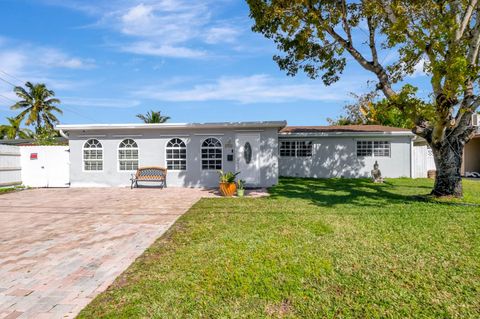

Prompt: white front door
[235,133,261,186]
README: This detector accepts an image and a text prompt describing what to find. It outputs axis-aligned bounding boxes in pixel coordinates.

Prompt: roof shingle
[280,125,411,133]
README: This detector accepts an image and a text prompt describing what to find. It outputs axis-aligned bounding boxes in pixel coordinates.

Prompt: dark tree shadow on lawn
[268,177,432,208]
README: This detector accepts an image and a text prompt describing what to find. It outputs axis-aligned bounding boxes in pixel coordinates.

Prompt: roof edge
[56,121,287,131]
[279,131,415,137]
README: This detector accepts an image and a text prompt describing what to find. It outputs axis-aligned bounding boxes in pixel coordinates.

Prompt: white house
[1,121,476,188]
[52,122,425,188]
[57,122,284,188]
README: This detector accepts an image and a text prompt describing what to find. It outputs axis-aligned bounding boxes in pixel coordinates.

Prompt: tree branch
[452,94,480,139]
[467,8,480,66]
[339,0,352,44]
[385,3,442,97]
[324,25,396,99]
[455,0,478,42]
[412,124,433,143]
[367,16,379,66]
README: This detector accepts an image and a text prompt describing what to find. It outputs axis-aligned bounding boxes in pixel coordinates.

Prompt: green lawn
[0,186,23,194]
[79,178,480,318]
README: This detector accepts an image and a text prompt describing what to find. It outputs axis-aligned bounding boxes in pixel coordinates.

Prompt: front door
[235,133,260,186]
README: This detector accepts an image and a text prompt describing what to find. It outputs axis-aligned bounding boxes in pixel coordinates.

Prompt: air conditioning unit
[473,113,479,126]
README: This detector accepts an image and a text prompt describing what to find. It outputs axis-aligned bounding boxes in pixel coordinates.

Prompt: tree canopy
[247,0,479,142]
[247,0,480,197]
[10,82,62,132]
[0,117,33,140]
[328,91,415,129]
[136,110,170,123]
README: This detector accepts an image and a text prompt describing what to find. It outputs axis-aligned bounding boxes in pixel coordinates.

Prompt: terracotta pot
[219,182,237,197]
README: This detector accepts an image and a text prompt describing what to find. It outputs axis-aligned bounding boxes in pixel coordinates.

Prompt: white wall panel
[20,146,70,187]
[0,145,21,187]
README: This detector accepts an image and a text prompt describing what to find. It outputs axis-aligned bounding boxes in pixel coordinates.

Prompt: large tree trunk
[430,139,464,197]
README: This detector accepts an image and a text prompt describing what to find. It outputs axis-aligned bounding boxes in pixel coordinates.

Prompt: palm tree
[0,117,34,139]
[10,82,62,132]
[136,110,170,123]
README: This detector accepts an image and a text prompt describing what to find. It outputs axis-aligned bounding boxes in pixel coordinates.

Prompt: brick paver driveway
[0,187,212,319]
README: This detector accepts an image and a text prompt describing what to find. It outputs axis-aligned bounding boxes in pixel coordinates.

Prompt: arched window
[83,139,103,171]
[166,138,187,170]
[201,138,222,170]
[118,139,139,171]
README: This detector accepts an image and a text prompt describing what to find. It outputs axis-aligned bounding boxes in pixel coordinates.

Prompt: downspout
[410,137,414,178]
[58,129,69,140]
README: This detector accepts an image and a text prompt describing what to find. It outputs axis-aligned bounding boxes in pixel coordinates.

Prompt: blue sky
[0,0,429,126]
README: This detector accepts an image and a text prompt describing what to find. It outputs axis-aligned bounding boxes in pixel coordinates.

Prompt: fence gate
[0,145,22,187]
[413,144,436,178]
[20,146,70,187]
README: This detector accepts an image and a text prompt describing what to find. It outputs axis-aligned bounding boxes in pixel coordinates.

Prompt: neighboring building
[462,133,480,176]
[412,130,480,178]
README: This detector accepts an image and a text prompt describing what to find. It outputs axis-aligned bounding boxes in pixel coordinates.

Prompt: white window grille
[201,138,222,170]
[356,141,391,157]
[83,139,103,171]
[118,139,139,171]
[280,140,312,157]
[166,138,187,170]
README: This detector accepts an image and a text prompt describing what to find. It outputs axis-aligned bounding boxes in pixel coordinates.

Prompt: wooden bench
[131,167,167,189]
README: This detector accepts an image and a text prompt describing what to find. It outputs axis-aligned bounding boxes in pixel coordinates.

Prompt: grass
[0,185,24,194]
[78,178,480,318]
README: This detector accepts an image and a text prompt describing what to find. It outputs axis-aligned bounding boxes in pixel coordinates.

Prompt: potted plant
[218,170,240,197]
[237,179,245,197]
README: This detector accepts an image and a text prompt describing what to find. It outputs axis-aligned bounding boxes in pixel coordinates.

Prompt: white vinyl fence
[20,145,70,187]
[0,144,22,187]
[413,144,436,178]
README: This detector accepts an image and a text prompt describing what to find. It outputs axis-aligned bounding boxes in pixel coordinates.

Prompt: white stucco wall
[68,127,279,188]
[278,136,413,178]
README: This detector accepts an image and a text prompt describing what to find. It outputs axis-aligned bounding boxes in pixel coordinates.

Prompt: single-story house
[55,121,447,188]
[56,122,284,188]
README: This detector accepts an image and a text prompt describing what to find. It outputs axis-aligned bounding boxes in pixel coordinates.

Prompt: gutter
[57,129,69,140]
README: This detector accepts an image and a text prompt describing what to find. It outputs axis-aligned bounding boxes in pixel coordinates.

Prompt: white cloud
[0,39,95,74]
[66,0,242,58]
[62,97,141,108]
[39,0,250,58]
[121,41,206,58]
[110,1,216,57]
[0,37,96,95]
[134,74,359,104]
[37,48,96,69]
[0,51,27,76]
[204,26,240,44]
[115,2,210,42]
[410,58,428,78]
